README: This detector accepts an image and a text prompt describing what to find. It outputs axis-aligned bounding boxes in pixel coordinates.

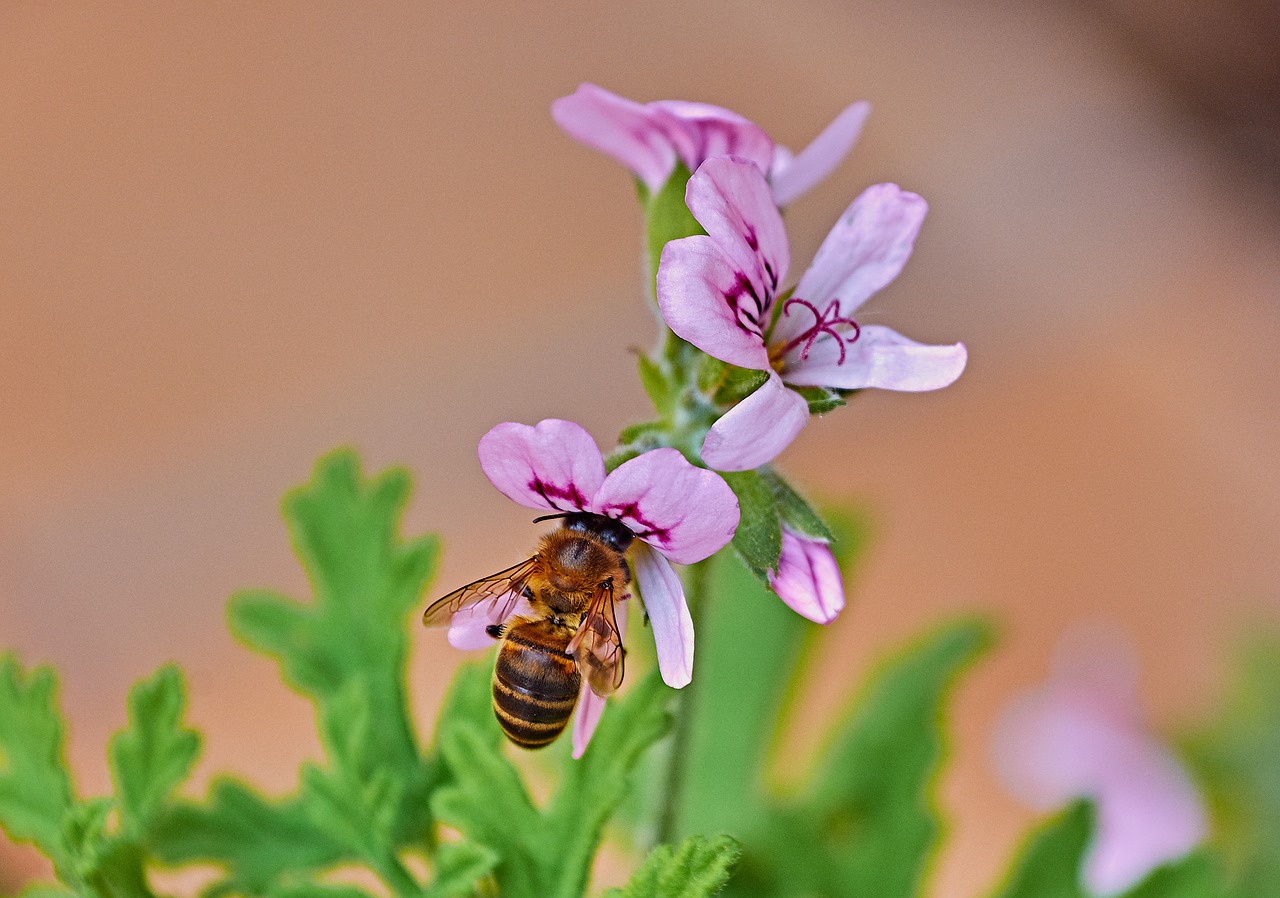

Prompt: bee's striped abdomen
[493,620,581,748]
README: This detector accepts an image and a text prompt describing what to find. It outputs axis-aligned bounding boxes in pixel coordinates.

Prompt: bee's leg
[619,559,632,585]
[485,624,505,639]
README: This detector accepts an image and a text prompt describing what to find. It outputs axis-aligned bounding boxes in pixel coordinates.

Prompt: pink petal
[631,543,694,688]
[649,100,774,175]
[656,235,773,370]
[770,101,871,207]
[777,184,927,347]
[782,325,967,392]
[594,448,739,565]
[551,84,677,192]
[477,419,606,513]
[685,157,789,312]
[768,527,845,624]
[701,373,809,472]
[571,681,606,759]
[445,593,532,650]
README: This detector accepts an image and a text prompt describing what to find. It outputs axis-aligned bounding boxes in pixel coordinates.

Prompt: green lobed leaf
[59,797,155,898]
[152,779,348,894]
[0,654,75,865]
[430,722,543,898]
[422,841,499,898]
[228,450,439,846]
[108,665,201,838]
[1180,632,1280,897]
[433,671,671,898]
[720,471,782,583]
[605,834,741,898]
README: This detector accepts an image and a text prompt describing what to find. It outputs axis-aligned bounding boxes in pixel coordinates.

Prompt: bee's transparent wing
[421,557,538,628]
[568,581,625,696]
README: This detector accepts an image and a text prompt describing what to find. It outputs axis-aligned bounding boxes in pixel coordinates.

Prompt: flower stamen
[775,298,861,364]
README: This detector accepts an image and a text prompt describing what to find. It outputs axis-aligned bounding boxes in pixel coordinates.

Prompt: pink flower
[657,157,967,471]
[449,419,740,752]
[551,82,870,205]
[768,527,845,624]
[992,631,1207,895]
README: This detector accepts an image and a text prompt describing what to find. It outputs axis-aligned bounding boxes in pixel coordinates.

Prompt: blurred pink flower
[768,527,845,624]
[657,157,967,471]
[551,82,869,205]
[992,631,1208,895]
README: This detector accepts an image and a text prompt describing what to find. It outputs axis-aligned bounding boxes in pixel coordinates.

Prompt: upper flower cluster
[552,82,870,205]
[440,83,969,754]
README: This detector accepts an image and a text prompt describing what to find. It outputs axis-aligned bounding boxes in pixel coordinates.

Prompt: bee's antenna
[532,512,570,524]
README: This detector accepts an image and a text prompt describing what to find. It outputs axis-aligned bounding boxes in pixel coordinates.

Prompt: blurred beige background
[2,1,1278,895]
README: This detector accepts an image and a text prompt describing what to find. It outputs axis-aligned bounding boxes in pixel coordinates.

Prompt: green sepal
[712,366,770,407]
[108,665,201,839]
[720,471,782,583]
[639,354,675,418]
[0,654,75,864]
[790,384,845,415]
[605,834,741,898]
[758,470,832,543]
[642,164,703,290]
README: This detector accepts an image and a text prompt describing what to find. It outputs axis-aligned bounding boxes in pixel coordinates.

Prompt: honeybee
[423,511,630,748]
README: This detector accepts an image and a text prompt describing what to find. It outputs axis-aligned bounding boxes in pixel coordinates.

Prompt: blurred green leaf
[108,665,201,838]
[1181,632,1280,897]
[721,471,781,583]
[14,885,76,898]
[989,801,1091,898]
[0,655,74,865]
[737,618,992,898]
[674,552,810,840]
[606,834,740,898]
[1126,852,1236,898]
[434,671,671,898]
[153,779,347,893]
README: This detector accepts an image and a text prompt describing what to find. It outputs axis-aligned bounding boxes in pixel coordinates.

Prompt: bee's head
[559,511,634,553]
